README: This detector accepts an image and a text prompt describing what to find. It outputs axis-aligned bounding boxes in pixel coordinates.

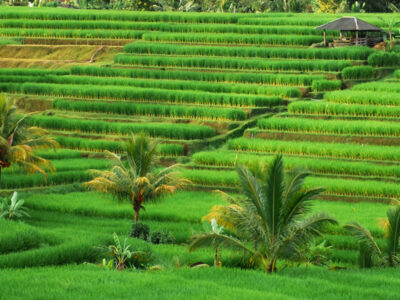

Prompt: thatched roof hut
[316,17,383,47]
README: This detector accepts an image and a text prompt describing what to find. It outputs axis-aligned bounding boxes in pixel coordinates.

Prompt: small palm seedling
[345,202,400,268]
[0,192,30,220]
[189,156,337,273]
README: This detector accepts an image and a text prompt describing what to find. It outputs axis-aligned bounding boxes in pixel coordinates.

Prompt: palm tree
[0,95,58,187]
[189,155,337,273]
[378,4,400,50]
[345,203,400,268]
[85,134,189,222]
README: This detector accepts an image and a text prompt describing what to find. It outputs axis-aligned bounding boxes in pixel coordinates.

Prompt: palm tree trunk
[0,167,2,188]
[214,247,218,267]
[390,29,393,50]
[134,210,139,222]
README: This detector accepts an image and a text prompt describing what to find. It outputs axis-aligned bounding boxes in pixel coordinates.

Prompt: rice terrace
[1,0,400,299]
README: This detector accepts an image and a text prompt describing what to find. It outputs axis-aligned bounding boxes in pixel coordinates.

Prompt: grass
[23,191,225,224]
[1,265,400,299]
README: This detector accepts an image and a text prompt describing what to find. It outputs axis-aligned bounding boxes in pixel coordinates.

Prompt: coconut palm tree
[189,155,337,273]
[0,95,57,187]
[85,134,189,222]
[345,203,400,268]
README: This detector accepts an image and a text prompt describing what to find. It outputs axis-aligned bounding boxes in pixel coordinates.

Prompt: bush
[367,51,400,67]
[312,80,341,91]
[131,222,150,241]
[342,66,375,80]
[150,230,175,244]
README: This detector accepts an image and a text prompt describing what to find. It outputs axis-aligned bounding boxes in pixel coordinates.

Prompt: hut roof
[316,17,382,32]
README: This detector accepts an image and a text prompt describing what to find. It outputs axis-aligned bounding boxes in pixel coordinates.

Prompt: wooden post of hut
[316,17,383,48]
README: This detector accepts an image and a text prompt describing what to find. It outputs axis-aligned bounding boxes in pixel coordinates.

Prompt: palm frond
[263,155,285,238]
[386,205,400,265]
[277,212,337,261]
[345,222,382,258]
[189,232,255,257]
[280,187,325,230]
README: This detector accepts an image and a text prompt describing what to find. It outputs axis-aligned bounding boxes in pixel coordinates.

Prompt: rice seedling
[257,116,400,137]
[123,42,372,60]
[324,90,400,106]
[0,7,241,23]
[0,28,145,39]
[142,32,324,46]
[0,19,328,36]
[114,54,352,72]
[55,136,183,156]
[27,115,215,140]
[288,101,400,118]
[71,66,324,86]
[182,168,400,198]
[367,51,400,67]
[227,138,400,161]
[353,82,400,93]
[192,151,400,178]
[311,80,341,91]
[3,82,281,108]
[53,99,247,121]
[341,66,375,80]
[4,74,300,98]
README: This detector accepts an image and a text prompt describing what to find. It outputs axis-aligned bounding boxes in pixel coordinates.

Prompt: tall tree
[189,156,337,272]
[85,134,189,222]
[0,95,57,187]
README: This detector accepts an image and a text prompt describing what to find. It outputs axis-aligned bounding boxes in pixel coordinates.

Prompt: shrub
[150,230,175,244]
[312,80,341,91]
[342,66,375,80]
[368,51,400,67]
[131,222,150,241]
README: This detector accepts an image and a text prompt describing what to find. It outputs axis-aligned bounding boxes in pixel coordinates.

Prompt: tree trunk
[134,210,139,222]
[214,247,218,268]
[390,29,393,50]
[0,167,2,189]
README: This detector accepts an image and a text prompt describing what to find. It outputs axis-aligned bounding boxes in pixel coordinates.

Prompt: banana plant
[0,192,30,220]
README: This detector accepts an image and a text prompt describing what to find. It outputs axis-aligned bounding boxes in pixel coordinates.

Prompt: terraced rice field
[1,7,400,299]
